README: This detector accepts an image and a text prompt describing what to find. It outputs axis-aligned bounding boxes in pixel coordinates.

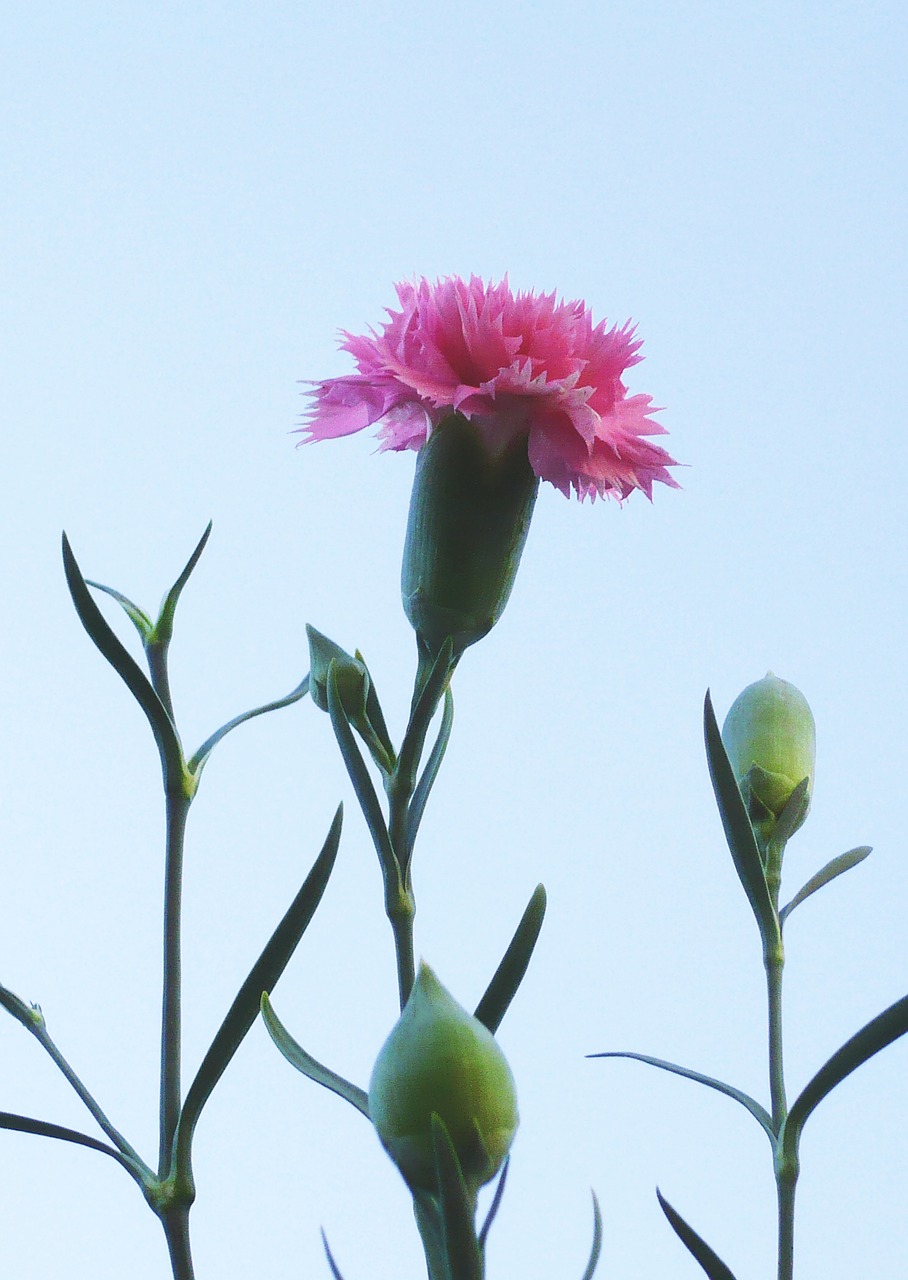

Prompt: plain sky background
[2,2,907,1277]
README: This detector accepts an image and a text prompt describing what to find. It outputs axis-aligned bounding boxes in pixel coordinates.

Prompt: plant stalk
[160,1205,196,1280]
[159,789,191,1176]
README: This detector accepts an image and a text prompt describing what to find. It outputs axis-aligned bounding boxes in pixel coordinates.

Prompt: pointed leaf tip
[474,883,546,1033]
[321,1229,347,1280]
[60,534,185,791]
[657,1189,738,1280]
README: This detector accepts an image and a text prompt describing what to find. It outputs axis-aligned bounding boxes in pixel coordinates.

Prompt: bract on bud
[306,625,370,721]
[401,413,538,660]
[368,962,519,1195]
[721,672,816,843]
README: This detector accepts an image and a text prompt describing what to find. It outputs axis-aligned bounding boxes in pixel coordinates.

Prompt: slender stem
[776,1168,797,1280]
[763,829,797,1279]
[30,1023,150,1175]
[159,789,191,1175]
[414,1197,451,1280]
[160,1206,196,1280]
[148,641,176,725]
[390,902,417,1010]
[384,773,416,1009]
[765,948,787,1131]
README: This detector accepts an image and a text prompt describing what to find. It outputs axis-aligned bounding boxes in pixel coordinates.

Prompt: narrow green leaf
[0,1111,150,1185]
[580,1191,603,1280]
[704,691,779,951]
[780,846,872,925]
[784,991,908,1158]
[407,687,454,854]
[153,522,213,643]
[769,776,810,849]
[321,1230,348,1280]
[260,992,369,1118]
[474,885,546,1034]
[62,534,185,792]
[83,581,154,642]
[186,674,311,778]
[478,1157,509,1251]
[174,807,344,1166]
[326,663,397,876]
[356,651,396,769]
[656,1189,738,1280]
[431,1114,482,1280]
[589,1051,775,1142]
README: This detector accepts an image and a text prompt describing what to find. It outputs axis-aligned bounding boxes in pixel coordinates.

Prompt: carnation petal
[301,275,679,502]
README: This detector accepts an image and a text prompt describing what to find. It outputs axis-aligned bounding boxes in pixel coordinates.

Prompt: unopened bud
[368,962,519,1194]
[306,625,370,721]
[721,672,816,843]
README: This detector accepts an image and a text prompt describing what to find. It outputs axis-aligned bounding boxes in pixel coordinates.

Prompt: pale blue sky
[2,3,907,1277]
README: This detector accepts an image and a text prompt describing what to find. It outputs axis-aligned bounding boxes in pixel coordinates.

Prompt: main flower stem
[764,834,796,1280]
[160,1206,196,1280]
[387,783,416,1010]
[159,789,190,1176]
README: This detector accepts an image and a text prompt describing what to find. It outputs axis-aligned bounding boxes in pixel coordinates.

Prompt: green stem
[159,789,191,1175]
[765,947,787,1131]
[390,898,417,1010]
[414,1197,451,1280]
[31,1023,150,1176]
[776,1167,797,1280]
[764,830,797,1279]
[387,779,417,1008]
[160,1206,196,1280]
[147,641,176,725]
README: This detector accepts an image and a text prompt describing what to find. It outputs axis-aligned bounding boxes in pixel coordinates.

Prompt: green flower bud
[401,413,539,660]
[721,672,816,843]
[368,962,519,1195]
[306,625,370,720]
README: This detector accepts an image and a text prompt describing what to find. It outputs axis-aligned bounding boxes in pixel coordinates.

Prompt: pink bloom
[303,275,679,501]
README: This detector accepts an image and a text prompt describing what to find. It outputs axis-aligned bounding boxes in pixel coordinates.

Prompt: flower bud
[306,625,370,721]
[368,962,519,1195]
[721,672,816,843]
[401,413,538,660]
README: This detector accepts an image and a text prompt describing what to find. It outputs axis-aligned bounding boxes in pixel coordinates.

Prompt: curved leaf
[580,1191,603,1280]
[784,991,908,1159]
[153,522,212,643]
[397,638,455,793]
[175,806,343,1167]
[0,1111,150,1185]
[321,1230,348,1280]
[704,691,779,951]
[657,1189,738,1280]
[356,650,396,770]
[83,581,153,642]
[589,1051,775,1142]
[62,534,186,793]
[260,992,369,1118]
[187,674,311,778]
[478,1157,509,1251]
[431,1114,482,1280]
[780,846,872,925]
[326,663,396,876]
[474,884,546,1034]
[407,686,454,853]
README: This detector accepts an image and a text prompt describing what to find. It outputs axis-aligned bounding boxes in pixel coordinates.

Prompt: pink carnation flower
[303,275,679,501]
